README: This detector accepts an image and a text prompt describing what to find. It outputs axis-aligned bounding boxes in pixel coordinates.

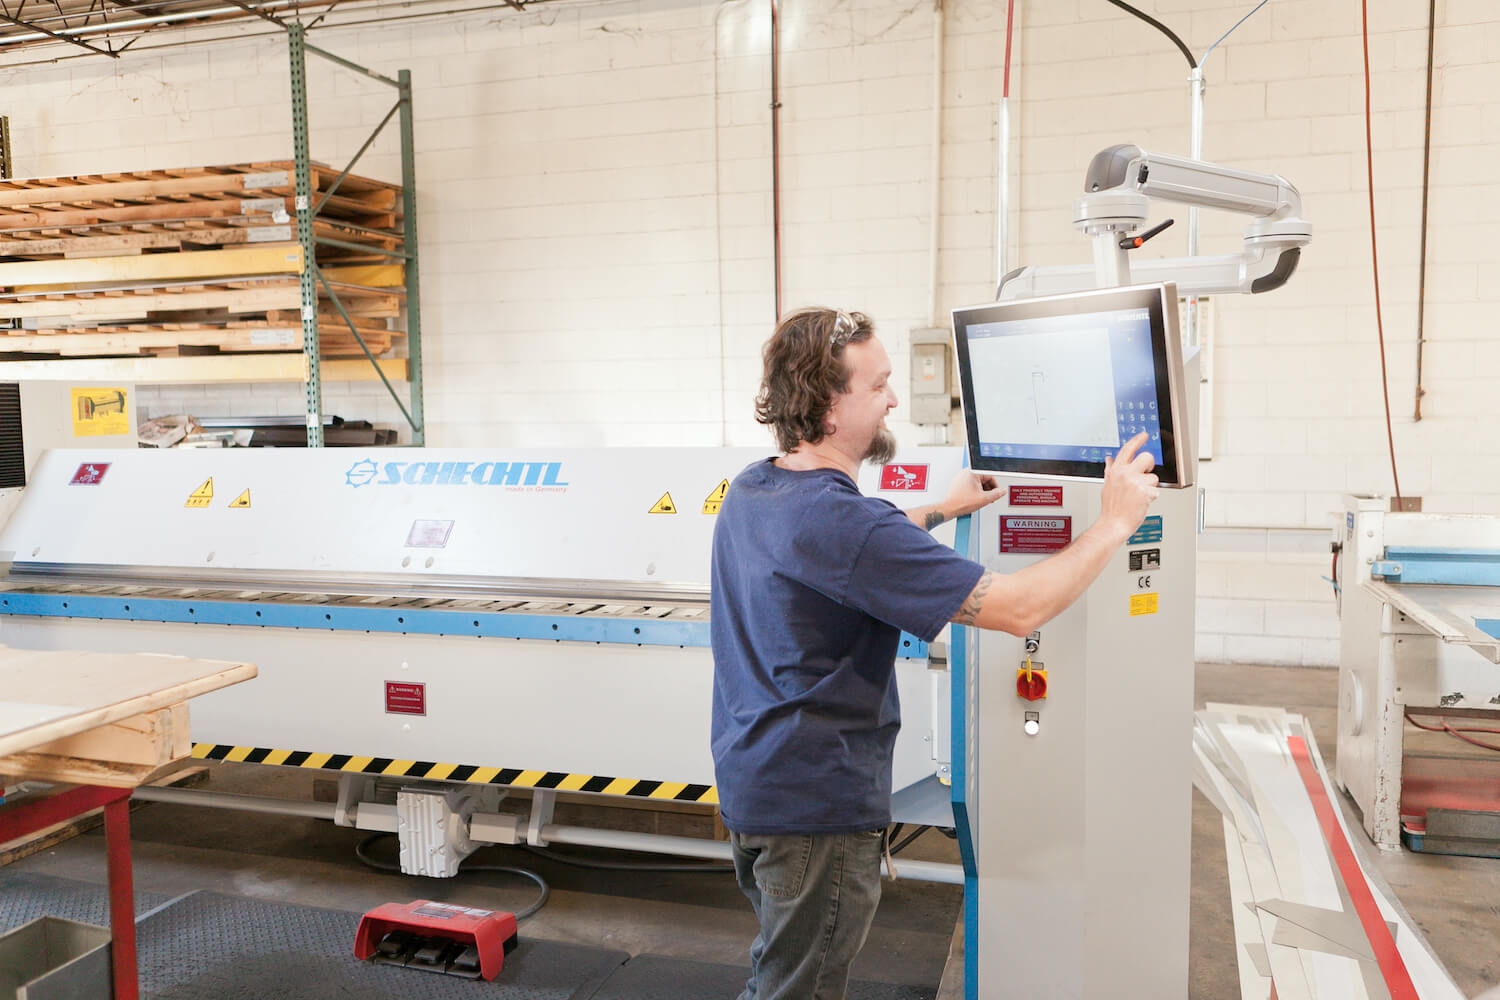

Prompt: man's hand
[906,469,1003,531]
[942,469,1002,518]
[1100,432,1159,541]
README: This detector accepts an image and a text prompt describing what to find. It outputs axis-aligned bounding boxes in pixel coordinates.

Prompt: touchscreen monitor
[951,283,1193,487]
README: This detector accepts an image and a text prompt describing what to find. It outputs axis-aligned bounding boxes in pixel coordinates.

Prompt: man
[709,307,1160,1000]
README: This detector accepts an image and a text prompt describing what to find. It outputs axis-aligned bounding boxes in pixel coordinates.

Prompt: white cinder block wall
[3,0,1495,666]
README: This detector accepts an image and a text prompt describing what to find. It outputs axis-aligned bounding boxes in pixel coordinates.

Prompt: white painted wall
[3,0,1496,666]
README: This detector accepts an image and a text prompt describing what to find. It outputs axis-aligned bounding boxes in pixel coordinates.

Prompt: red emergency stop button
[1015,666,1047,701]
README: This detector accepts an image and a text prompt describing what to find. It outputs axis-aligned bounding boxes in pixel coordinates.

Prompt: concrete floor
[7,661,1500,997]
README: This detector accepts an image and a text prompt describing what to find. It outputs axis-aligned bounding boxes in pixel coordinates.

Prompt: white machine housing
[1335,496,1500,851]
[0,446,968,873]
[957,354,1199,998]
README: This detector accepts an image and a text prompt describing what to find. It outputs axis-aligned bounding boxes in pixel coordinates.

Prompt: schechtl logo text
[344,459,569,488]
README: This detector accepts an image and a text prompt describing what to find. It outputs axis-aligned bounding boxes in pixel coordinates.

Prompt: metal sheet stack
[0,163,406,360]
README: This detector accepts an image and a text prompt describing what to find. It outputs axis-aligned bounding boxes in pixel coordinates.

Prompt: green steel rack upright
[287,24,425,447]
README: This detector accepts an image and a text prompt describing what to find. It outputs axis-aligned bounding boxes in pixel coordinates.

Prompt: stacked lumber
[0,163,407,361]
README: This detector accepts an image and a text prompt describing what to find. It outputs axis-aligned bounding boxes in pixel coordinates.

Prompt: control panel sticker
[406,519,455,548]
[1346,511,1354,539]
[1128,548,1161,572]
[1128,515,1163,545]
[184,477,214,508]
[1000,516,1072,554]
[70,387,129,437]
[880,464,928,491]
[1130,593,1159,616]
[649,492,677,514]
[229,489,252,509]
[703,479,729,515]
[385,681,426,716]
[413,902,492,920]
[1008,485,1063,507]
[69,462,109,485]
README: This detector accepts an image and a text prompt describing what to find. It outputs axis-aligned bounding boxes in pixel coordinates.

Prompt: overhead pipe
[995,0,1015,291]
[769,0,783,321]
[925,0,943,328]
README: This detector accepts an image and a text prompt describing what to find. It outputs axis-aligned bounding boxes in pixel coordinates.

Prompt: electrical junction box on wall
[909,327,955,426]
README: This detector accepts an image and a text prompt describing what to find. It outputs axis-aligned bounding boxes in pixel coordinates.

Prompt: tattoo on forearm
[954,572,993,626]
[924,509,946,531]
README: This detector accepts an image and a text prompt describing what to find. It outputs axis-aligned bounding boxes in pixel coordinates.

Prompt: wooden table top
[0,646,256,758]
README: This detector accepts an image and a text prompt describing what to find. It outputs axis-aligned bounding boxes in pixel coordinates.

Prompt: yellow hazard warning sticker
[229,489,251,509]
[649,492,677,514]
[185,477,214,509]
[1129,593,1159,617]
[702,479,729,515]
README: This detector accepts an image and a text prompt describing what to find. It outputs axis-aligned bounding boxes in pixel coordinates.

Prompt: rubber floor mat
[581,954,937,1000]
[0,869,171,932]
[133,891,627,1000]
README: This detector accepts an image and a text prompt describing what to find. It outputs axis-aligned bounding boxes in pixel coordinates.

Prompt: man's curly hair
[754,307,874,453]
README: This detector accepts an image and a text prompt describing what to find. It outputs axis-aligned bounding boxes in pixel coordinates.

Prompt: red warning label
[385,681,426,716]
[70,462,109,485]
[1008,485,1063,507]
[1000,516,1073,554]
[879,464,929,491]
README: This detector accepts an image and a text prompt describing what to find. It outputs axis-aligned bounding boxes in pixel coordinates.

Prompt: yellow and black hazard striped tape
[189,743,718,805]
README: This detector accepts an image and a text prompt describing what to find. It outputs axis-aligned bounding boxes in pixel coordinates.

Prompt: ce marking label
[1137,575,1152,590]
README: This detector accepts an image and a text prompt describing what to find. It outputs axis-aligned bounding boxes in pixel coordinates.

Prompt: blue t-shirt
[709,458,986,835]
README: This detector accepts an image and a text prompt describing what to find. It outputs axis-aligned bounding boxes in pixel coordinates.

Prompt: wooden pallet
[0,164,409,366]
[0,321,400,358]
[0,162,401,219]
[0,278,399,331]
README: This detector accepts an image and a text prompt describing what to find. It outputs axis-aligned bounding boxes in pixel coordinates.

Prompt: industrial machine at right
[1336,497,1500,856]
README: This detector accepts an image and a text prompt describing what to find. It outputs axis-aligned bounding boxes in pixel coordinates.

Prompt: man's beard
[864,427,897,466]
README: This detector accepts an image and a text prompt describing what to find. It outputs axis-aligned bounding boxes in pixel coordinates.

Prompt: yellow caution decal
[649,492,677,514]
[702,479,729,515]
[185,477,214,508]
[229,489,252,509]
[1129,593,1159,617]
[189,743,718,803]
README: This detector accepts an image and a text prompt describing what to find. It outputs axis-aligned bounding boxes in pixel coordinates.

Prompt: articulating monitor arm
[998,143,1313,300]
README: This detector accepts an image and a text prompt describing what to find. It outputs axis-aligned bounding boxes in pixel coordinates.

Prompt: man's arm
[951,433,1159,636]
[906,470,1002,532]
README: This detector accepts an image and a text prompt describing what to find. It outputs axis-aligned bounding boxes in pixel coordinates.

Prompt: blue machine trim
[949,508,979,1000]
[1478,619,1500,641]
[0,591,931,659]
[1373,547,1500,587]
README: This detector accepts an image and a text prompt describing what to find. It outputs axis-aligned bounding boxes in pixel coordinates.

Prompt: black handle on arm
[1119,217,1175,250]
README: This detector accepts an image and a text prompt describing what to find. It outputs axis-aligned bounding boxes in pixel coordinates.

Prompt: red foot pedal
[354,900,518,981]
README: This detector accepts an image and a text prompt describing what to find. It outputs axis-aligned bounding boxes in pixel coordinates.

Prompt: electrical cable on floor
[521,845,734,874]
[891,826,928,855]
[355,833,552,920]
[1405,713,1500,754]
[882,823,934,856]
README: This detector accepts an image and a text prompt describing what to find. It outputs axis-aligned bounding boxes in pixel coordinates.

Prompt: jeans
[729,829,884,1000]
